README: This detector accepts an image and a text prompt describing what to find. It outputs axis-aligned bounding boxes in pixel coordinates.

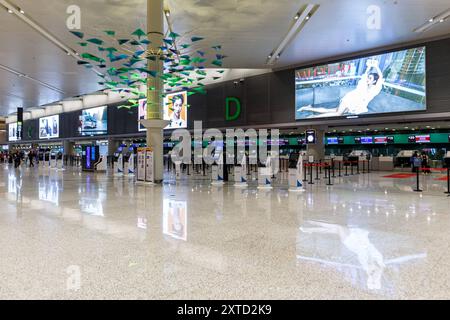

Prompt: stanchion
[338,161,342,177]
[356,161,360,175]
[368,160,371,174]
[324,163,328,179]
[445,167,450,195]
[362,160,366,174]
[351,162,354,175]
[326,165,333,186]
[319,160,322,175]
[332,159,336,178]
[308,164,314,185]
[315,163,320,181]
[303,163,307,182]
[414,168,422,192]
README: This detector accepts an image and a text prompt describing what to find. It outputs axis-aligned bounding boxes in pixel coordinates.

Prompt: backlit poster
[8,123,19,142]
[39,115,59,139]
[164,91,188,129]
[138,99,147,132]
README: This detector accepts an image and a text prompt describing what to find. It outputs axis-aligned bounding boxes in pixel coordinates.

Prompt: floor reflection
[163,199,188,241]
[298,220,426,292]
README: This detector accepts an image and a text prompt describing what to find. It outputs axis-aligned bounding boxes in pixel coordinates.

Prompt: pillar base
[141,119,170,183]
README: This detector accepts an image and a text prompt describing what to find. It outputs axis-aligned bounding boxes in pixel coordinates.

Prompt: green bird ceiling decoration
[71,25,228,110]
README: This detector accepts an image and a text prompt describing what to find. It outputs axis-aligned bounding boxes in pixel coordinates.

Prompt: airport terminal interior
[1,0,450,300]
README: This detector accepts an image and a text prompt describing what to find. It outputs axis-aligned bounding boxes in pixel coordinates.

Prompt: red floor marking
[382,173,417,179]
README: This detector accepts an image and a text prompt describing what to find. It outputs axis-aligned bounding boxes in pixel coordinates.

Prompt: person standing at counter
[411,152,422,173]
[421,152,431,174]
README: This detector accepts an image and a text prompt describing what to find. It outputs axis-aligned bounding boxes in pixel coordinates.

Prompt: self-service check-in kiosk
[258,155,273,190]
[234,154,248,188]
[288,153,305,192]
[50,152,57,169]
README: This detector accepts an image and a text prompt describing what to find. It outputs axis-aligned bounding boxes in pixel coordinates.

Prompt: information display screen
[327,137,339,145]
[415,135,431,143]
[295,46,426,120]
[361,136,373,144]
[374,136,388,144]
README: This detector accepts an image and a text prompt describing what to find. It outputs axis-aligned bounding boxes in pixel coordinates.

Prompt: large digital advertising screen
[164,91,188,129]
[8,123,19,142]
[39,115,60,139]
[78,106,108,136]
[295,46,426,120]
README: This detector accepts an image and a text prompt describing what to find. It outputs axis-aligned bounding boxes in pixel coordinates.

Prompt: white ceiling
[0,0,449,116]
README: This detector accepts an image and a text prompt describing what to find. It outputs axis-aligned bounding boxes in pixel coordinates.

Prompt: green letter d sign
[226,97,241,121]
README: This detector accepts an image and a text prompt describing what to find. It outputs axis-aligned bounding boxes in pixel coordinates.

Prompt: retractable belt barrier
[414,167,450,195]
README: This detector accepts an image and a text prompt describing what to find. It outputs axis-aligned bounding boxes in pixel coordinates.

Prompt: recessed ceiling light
[19,9,24,14]
[7,9,13,13]
[305,15,310,20]
[429,18,434,22]
[165,10,171,17]
[404,127,409,129]
[294,14,300,20]
[440,18,445,23]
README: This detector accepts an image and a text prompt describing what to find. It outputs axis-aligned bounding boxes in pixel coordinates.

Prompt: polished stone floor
[1,163,450,300]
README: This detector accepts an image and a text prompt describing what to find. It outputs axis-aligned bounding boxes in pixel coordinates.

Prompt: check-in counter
[373,156,394,171]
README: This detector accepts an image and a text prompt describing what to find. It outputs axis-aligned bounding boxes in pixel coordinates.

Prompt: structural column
[307,129,325,160]
[141,0,169,183]
[63,140,75,156]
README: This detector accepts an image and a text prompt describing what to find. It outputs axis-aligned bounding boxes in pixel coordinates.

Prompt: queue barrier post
[332,159,336,178]
[327,165,333,186]
[445,167,450,195]
[303,163,307,182]
[308,164,314,185]
[315,163,320,181]
[414,167,422,192]
[338,161,342,177]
